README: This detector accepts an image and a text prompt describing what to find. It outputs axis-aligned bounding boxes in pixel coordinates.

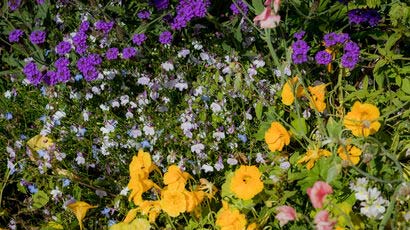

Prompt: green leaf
[326,117,342,140]
[326,163,341,183]
[401,78,410,95]
[32,190,49,209]
[385,33,402,52]
[252,0,265,14]
[291,118,308,137]
[221,171,234,198]
[255,102,263,120]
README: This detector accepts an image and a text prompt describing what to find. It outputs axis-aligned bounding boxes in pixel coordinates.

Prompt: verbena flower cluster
[348,9,381,27]
[170,0,210,30]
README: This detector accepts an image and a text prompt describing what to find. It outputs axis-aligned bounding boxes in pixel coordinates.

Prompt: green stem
[379,184,401,230]
[264,29,281,67]
[0,168,11,209]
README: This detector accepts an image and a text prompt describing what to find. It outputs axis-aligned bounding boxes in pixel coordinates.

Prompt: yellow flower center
[242,175,251,184]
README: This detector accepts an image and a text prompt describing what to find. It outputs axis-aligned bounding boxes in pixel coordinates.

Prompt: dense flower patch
[1,0,410,229]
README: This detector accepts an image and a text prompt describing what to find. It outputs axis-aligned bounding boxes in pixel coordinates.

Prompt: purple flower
[292,52,308,64]
[122,47,137,59]
[294,30,306,40]
[159,31,172,45]
[9,29,24,43]
[344,41,360,54]
[341,52,359,70]
[55,57,70,69]
[323,32,338,47]
[348,9,381,27]
[76,57,90,73]
[132,33,147,46]
[29,30,46,45]
[72,32,88,54]
[170,0,210,30]
[292,40,310,53]
[88,53,102,65]
[79,21,90,32]
[335,33,349,44]
[8,0,21,11]
[55,41,71,55]
[56,67,71,83]
[43,70,58,86]
[95,20,114,34]
[153,0,169,10]
[315,51,332,65]
[83,65,99,81]
[230,0,248,15]
[36,0,45,4]
[23,62,43,85]
[106,48,119,60]
[137,10,151,19]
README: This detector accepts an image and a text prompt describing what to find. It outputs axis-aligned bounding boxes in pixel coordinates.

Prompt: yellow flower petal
[216,201,247,230]
[123,208,138,224]
[297,148,331,170]
[230,165,264,200]
[281,77,305,106]
[308,84,327,113]
[160,189,187,217]
[67,201,97,230]
[27,135,54,151]
[343,102,381,137]
[264,122,291,152]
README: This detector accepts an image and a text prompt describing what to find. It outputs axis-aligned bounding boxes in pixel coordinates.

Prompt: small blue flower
[238,134,247,143]
[62,178,71,187]
[101,207,111,217]
[141,140,151,148]
[5,112,13,120]
[108,220,117,227]
[75,74,83,81]
[28,184,38,194]
[20,134,27,140]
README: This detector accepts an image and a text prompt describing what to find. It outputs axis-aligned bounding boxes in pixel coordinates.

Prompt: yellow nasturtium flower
[129,149,155,179]
[67,201,97,230]
[160,189,187,217]
[27,134,54,151]
[230,165,264,200]
[281,76,305,105]
[308,84,327,113]
[337,145,362,165]
[297,148,332,170]
[163,165,191,191]
[343,101,381,137]
[216,201,247,230]
[110,218,151,230]
[139,200,161,223]
[264,122,291,152]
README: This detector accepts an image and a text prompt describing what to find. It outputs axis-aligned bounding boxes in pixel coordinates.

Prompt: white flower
[256,153,265,164]
[143,125,155,136]
[111,100,120,108]
[177,49,190,58]
[4,90,12,98]
[76,153,85,165]
[120,187,129,196]
[85,92,93,100]
[213,131,225,141]
[227,157,238,166]
[100,104,110,111]
[201,164,214,173]
[82,110,89,121]
[91,86,101,95]
[191,143,205,154]
[138,76,151,85]
[253,59,265,68]
[120,95,129,105]
[175,82,188,91]
[50,187,62,201]
[248,68,257,77]
[161,61,174,71]
[126,111,134,119]
[200,52,210,61]
[210,102,222,113]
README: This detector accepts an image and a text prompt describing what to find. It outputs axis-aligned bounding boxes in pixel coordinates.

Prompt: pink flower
[253,7,281,29]
[275,205,297,227]
[307,181,333,209]
[264,0,272,6]
[314,210,336,230]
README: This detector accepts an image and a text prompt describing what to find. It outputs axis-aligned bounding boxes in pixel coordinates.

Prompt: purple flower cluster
[341,41,360,69]
[170,0,210,30]
[8,0,21,11]
[159,31,172,45]
[153,0,169,10]
[137,10,151,19]
[9,29,24,43]
[72,21,90,54]
[106,48,119,60]
[348,9,381,27]
[122,47,137,59]
[132,33,147,46]
[23,62,43,85]
[29,30,46,45]
[95,20,115,34]
[77,54,101,81]
[230,0,248,15]
[293,30,306,40]
[315,51,332,65]
[55,41,71,55]
[323,32,349,47]
[54,57,71,83]
[292,39,310,64]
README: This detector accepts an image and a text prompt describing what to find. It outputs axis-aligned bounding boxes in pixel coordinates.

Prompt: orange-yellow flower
[281,76,305,105]
[308,84,327,113]
[184,190,205,212]
[163,165,191,191]
[265,122,291,152]
[297,148,332,170]
[67,201,97,230]
[139,200,161,223]
[337,145,362,165]
[160,189,187,217]
[129,149,155,179]
[230,165,264,200]
[216,201,247,230]
[343,102,381,137]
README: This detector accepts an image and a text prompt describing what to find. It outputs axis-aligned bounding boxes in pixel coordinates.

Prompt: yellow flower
[110,218,151,230]
[297,148,332,170]
[184,190,205,212]
[281,76,305,105]
[128,176,156,205]
[198,178,218,199]
[337,145,362,165]
[308,84,327,113]
[216,201,247,230]
[67,201,97,230]
[230,165,264,200]
[163,165,191,191]
[264,122,291,152]
[343,102,381,137]
[129,149,155,179]
[139,200,161,223]
[27,135,54,151]
[160,189,187,217]
[247,223,258,230]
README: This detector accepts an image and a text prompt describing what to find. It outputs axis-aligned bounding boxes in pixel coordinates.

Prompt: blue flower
[62,178,71,187]
[238,134,247,143]
[28,184,38,194]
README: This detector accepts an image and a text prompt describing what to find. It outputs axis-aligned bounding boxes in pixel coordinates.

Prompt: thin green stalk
[0,168,11,209]
[379,184,401,230]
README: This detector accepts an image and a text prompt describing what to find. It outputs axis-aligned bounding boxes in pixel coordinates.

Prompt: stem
[0,168,11,209]
[264,29,281,67]
[379,184,401,230]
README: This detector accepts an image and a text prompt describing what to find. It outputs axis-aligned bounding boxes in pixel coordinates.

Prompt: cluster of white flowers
[350,178,389,219]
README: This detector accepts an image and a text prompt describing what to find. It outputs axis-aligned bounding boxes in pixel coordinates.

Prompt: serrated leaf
[401,78,410,94]
[326,117,342,140]
[32,190,49,209]
[385,33,402,52]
